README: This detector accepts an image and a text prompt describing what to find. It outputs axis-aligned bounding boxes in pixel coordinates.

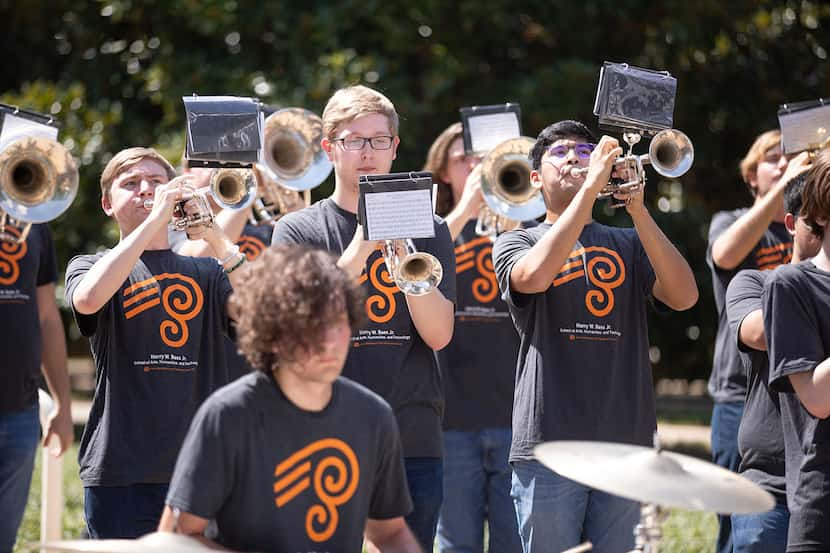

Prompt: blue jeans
[438,429,521,553]
[84,483,169,539]
[731,499,788,553]
[0,404,40,553]
[712,401,744,553]
[511,459,639,553]
[404,457,444,552]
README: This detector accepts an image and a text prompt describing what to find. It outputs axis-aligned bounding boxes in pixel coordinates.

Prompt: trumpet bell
[209,168,257,210]
[0,135,78,224]
[398,252,443,295]
[649,129,694,178]
[480,137,545,222]
[261,108,332,191]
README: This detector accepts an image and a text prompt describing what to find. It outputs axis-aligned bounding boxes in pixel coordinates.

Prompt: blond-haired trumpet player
[492,120,697,553]
[65,147,245,538]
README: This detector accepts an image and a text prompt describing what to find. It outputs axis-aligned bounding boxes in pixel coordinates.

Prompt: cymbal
[40,532,216,553]
[534,441,775,514]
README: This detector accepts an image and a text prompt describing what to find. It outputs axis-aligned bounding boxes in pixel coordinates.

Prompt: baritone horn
[569,129,694,201]
[383,239,443,296]
[477,136,545,238]
[253,108,333,224]
[0,135,78,243]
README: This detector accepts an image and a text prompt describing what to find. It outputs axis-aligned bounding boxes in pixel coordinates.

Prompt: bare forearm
[790,357,830,419]
[72,219,164,314]
[364,521,422,553]
[711,194,781,270]
[738,310,766,351]
[510,188,595,293]
[406,290,454,350]
[631,209,698,310]
[444,205,472,241]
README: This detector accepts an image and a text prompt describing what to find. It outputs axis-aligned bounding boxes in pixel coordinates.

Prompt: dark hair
[529,120,597,170]
[783,172,807,217]
[802,148,830,239]
[230,245,365,373]
[423,122,463,217]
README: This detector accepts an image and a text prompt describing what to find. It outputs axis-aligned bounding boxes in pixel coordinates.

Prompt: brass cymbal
[41,532,222,553]
[534,440,775,514]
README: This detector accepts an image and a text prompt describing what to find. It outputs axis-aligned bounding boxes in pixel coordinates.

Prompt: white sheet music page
[364,189,435,241]
[468,112,521,153]
[780,104,830,153]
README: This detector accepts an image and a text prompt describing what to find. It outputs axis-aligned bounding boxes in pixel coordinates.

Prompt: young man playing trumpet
[271,85,456,551]
[65,147,246,538]
[492,120,698,553]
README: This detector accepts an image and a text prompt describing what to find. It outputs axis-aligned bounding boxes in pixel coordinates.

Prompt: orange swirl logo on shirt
[552,246,626,317]
[455,236,498,303]
[357,252,399,324]
[238,235,266,261]
[273,438,360,543]
[755,242,793,271]
[0,227,27,286]
[122,273,204,347]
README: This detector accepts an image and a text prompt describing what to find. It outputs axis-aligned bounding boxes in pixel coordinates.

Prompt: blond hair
[740,130,781,193]
[322,85,399,139]
[100,147,176,199]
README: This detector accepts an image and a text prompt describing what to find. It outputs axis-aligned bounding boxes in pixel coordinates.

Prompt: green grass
[13,443,717,553]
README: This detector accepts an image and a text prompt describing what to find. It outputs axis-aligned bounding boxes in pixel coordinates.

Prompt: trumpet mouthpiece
[143,199,154,210]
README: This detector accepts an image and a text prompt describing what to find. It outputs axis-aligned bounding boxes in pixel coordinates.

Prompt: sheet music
[468,112,521,153]
[364,189,435,241]
[0,113,59,149]
[779,104,830,154]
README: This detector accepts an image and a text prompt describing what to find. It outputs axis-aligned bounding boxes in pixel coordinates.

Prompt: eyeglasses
[546,143,596,159]
[333,136,394,151]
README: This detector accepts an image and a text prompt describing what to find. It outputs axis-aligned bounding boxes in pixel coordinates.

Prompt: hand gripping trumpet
[568,129,694,206]
[143,168,257,231]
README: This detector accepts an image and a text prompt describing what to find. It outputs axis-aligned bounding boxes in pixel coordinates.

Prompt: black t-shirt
[493,222,658,462]
[725,269,785,500]
[65,249,234,486]
[0,224,57,413]
[708,209,792,402]
[225,222,274,381]
[271,198,457,458]
[166,372,412,553]
[439,221,518,431]
[765,261,830,552]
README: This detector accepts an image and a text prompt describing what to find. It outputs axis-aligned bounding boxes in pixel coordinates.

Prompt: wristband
[217,244,241,266]
[224,253,247,274]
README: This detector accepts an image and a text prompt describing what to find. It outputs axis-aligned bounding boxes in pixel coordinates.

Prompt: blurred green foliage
[1,0,828,375]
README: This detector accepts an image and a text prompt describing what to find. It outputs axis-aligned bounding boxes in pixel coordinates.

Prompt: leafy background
[2,0,828,379]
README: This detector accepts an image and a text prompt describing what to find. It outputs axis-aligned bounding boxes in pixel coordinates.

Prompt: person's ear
[747,171,759,196]
[391,135,400,161]
[321,137,334,161]
[784,212,796,235]
[101,191,114,216]
[530,169,543,190]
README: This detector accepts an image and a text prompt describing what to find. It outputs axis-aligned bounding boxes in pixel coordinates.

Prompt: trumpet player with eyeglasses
[271,85,455,552]
[424,122,524,553]
[65,147,246,539]
[491,120,698,553]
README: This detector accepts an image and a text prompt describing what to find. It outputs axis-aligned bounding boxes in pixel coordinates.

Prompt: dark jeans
[731,499,788,553]
[84,483,169,539]
[405,457,444,552]
[438,429,521,553]
[712,401,744,553]
[0,404,39,553]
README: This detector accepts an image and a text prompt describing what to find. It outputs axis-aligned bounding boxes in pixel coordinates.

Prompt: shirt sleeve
[368,407,413,520]
[492,228,535,310]
[64,254,102,337]
[35,225,58,286]
[764,267,823,393]
[706,210,739,272]
[271,215,307,246]
[165,396,235,519]
[726,270,764,353]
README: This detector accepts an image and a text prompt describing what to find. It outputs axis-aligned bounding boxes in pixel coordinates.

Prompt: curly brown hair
[230,245,365,373]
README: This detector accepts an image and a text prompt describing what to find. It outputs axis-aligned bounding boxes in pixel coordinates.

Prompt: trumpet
[476,137,546,239]
[252,108,332,224]
[143,168,257,231]
[382,239,443,296]
[568,129,694,202]
[0,135,78,243]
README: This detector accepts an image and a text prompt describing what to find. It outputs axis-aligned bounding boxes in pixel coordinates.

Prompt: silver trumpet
[143,168,257,231]
[0,135,78,243]
[477,137,545,239]
[252,108,332,224]
[568,129,694,203]
[382,239,443,296]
